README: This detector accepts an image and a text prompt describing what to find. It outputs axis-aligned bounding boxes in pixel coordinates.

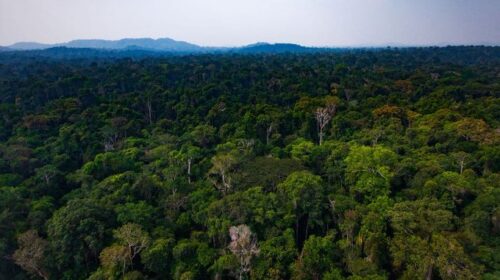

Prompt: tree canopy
[0,47,499,279]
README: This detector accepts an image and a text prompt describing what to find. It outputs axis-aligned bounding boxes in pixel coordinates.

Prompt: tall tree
[13,230,49,280]
[229,224,260,280]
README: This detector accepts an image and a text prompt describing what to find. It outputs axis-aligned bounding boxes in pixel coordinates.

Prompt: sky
[0,0,499,47]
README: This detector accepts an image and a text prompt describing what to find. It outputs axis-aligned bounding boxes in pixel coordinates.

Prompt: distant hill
[62,38,203,52]
[6,38,330,54]
[8,38,205,52]
[8,42,53,50]
[237,43,318,53]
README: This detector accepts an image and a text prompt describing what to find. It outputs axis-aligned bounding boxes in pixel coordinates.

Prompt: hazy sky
[1,0,499,46]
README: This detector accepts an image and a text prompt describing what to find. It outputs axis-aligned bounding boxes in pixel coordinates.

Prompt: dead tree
[315,104,336,145]
[12,230,49,280]
[229,225,260,280]
[114,224,151,266]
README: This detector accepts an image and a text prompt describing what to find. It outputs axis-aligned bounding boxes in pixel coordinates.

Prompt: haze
[1,0,499,47]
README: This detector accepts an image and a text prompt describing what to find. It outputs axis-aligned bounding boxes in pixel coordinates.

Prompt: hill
[6,38,329,54]
[8,37,204,52]
[237,43,318,53]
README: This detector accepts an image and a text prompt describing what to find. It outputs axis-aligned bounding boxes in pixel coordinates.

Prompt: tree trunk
[266,124,273,145]
[304,215,310,241]
[146,99,152,125]
[425,264,433,280]
[187,158,192,183]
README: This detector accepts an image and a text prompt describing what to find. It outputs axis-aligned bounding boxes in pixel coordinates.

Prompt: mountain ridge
[5,38,322,53]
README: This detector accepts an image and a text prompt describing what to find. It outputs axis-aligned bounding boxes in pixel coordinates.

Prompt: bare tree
[208,154,237,195]
[187,157,192,183]
[229,225,260,280]
[166,189,188,212]
[344,89,352,102]
[452,151,470,174]
[114,224,151,265]
[12,230,49,280]
[101,117,128,151]
[35,164,58,185]
[315,103,337,145]
[145,96,153,125]
[266,123,274,145]
[185,146,201,184]
[237,139,255,155]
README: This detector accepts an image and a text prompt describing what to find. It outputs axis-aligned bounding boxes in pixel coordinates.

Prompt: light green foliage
[115,201,156,228]
[82,148,141,180]
[388,199,481,279]
[190,124,217,148]
[278,171,326,238]
[252,229,297,280]
[288,138,315,164]
[292,233,338,280]
[356,196,393,268]
[345,145,397,201]
[141,238,175,275]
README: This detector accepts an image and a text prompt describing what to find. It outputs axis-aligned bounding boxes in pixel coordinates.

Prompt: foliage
[0,47,498,279]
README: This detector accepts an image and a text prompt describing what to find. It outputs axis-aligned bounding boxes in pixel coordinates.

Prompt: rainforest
[0,47,499,280]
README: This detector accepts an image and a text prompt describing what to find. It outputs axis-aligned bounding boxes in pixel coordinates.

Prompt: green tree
[292,233,338,280]
[47,199,113,278]
[278,171,325,246]
[345,145,397,201]
[389,198,481,279]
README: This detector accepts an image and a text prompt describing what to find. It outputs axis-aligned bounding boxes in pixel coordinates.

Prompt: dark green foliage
[0,47,499,279]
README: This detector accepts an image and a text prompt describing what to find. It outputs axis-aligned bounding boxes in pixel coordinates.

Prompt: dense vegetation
[0,47,499,280]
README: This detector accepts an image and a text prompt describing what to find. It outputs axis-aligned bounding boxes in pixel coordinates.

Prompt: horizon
[4,36,500,49]
[1,0,499,47]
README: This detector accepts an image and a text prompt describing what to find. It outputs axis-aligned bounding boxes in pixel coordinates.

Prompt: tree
[233,157,304,192]
[141,238,175,275]
[315,99,337,145]
[208,153,237,195]
[446,118,496,145]
[114,223,151,266]
[252,229,297,280]
[288,138,315,164]
[451,151,471,174]
[345,145,397,201]
[190,124,217,148]
[389,198,481,279]
[228,224,260,280]
[278,171,325,247]
[99,244,130,277]
[35,164,60,185]
[101,117,129,151]
[255,106,282,146]
[99,224,151,278]
[356,196,392,269]
[292,233,338,280]
[115,202,156,228]
[13,230,49,280]
[47,199,112,277]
